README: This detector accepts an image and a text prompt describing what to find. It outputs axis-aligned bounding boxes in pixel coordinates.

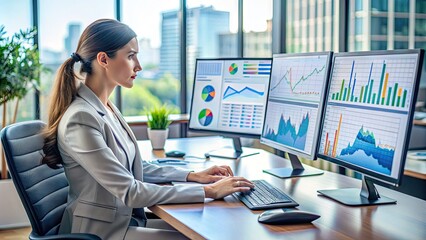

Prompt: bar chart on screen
[328,55,417,110]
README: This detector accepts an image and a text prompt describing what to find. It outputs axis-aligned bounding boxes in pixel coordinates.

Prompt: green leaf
[0,26,43,104]
[146,104,172,130]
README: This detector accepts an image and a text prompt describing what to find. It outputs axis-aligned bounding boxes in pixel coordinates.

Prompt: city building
[284,0,426,53]
[349,0,426,51]
[137,38,160,79]
[285,0,425,91]
[64,23,81,57]
[160,6,230,79]
[138,38,160,67]
[219,19,272,57]
[285,0,340,53]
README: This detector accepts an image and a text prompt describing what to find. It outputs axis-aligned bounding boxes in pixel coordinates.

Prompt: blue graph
[263,113,309,151]
[223,86,264,100]
[339,127,394,175]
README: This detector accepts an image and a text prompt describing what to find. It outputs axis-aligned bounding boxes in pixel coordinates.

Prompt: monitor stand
[263,153,323,178]
[207,137,259,159]
[317,176,396,206]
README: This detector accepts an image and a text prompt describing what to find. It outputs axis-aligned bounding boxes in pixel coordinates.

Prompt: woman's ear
[97,52,108,69]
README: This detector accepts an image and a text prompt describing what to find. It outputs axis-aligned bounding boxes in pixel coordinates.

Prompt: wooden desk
[398,157,426,200]
[405,157,426,180]
[138,137,426,240]
[414,119,426,126]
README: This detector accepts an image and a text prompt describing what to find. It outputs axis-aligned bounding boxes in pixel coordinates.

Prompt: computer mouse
[258,208,320,225]
[165,150,186,158]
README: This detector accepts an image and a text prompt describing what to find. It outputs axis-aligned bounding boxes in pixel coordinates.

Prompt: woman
[42,19,253,240]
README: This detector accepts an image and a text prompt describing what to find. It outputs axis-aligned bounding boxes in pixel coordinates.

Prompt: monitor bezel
[316,49,425,186]
[260,51,333,160]
[188,57,273,139]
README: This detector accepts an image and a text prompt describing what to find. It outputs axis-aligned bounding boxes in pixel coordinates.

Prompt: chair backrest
[1,120,68,236]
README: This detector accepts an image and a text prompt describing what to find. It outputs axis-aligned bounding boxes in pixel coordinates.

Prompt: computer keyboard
[234,180,299,210]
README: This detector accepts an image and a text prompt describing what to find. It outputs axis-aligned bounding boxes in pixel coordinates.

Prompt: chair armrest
[30,232,101,240]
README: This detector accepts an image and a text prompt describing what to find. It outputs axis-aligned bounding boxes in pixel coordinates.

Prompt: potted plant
[1,26,41,179]
[146,105,172,150]
[0,26,41,228]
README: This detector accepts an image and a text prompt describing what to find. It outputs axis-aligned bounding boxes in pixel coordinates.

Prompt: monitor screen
[189,58,272,137]
[260,52,332,159]
[318,50,424,185]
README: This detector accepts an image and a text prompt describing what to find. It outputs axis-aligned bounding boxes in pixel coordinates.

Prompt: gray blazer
[57,83,205,240]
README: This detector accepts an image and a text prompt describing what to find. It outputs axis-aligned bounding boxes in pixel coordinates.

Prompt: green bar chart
[329,60,411,108]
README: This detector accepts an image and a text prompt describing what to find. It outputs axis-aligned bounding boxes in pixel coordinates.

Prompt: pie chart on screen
[198,109,213,126]
[229,63,238,75]
[201,85,215,102]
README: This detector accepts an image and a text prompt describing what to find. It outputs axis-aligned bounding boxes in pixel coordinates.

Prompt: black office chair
[1,120,100,240]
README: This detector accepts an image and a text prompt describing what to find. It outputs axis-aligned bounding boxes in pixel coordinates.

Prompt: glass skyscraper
[285,0,426,53]
[160,6,230,79]
[286,0,340,53]
[349,0,426,51]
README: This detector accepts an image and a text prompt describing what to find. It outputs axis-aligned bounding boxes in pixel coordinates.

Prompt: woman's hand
[187,165,234,184]
[203,177,254,199]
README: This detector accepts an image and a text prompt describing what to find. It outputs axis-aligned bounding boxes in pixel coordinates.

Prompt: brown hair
[42,19,136,168]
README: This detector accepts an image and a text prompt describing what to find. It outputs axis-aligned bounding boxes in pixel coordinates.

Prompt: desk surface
[139,137,426,240]
[405,157,426,180]
[414,119,426,126]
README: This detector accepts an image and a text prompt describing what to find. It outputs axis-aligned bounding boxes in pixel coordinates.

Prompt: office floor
[0,227,31,239]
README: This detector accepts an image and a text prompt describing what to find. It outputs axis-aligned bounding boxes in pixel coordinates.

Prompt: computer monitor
[317,49,424,206]
[188,58,272,158]
[260,52,332,178]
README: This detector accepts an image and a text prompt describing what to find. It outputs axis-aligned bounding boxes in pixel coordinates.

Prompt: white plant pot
[147,128,169,150]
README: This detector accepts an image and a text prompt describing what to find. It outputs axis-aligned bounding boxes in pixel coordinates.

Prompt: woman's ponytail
[42,58,78,168]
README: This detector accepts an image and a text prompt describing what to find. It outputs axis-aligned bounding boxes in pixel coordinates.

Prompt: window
[394,18,409,36]
[355,0,363,11]
[0,0,34,122]
[323,0,327,16]
[394,41,408,49]
[371,41,387,50]
[415,42,426,49]
[286,0,339,53]
[394,0,409,13]
[306,1,310,20]
[121,0,180,115]
[39,0,115,121]
[355,40,363,51]
[286,1,297,52]
[243,0,272,57]
[355,17,363,35]
[415,19,426,36]
[372,0,388,12]
[371,17,388,35]
[301,4,307,19]
[185,0,238,110]
[6,0,423,124]
[416,0,426,13]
